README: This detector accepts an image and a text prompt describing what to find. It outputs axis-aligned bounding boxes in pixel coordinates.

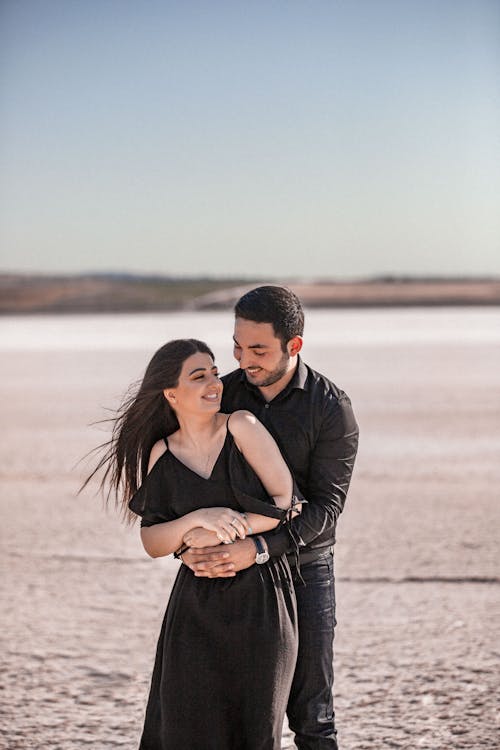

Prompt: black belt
[286,545,333,568]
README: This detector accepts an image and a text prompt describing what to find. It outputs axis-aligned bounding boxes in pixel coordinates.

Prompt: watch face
[255,551,270,564]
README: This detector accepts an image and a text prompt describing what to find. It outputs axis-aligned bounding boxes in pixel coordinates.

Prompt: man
[182,285,359,750]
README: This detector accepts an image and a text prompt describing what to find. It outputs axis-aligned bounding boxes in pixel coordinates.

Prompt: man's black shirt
[221,357,359,558]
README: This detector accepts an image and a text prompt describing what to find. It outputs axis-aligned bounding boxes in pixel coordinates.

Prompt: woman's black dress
[129,426,298,750]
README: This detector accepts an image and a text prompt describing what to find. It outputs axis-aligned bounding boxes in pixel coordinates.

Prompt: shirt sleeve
[264,392,359,557]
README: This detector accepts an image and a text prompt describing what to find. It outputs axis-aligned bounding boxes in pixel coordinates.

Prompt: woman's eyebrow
[188,365,218,376]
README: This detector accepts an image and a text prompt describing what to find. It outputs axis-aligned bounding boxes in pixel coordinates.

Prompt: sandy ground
[1,329,499,749]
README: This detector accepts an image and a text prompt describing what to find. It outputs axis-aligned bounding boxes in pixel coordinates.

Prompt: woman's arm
[141,505,251,558]
[182,511,280,549]
[228,410,299,511]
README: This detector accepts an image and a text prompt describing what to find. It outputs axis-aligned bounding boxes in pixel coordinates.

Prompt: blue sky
[1,0,499,278]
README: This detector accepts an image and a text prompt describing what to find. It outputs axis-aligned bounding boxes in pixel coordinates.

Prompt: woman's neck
[172,413,224,449]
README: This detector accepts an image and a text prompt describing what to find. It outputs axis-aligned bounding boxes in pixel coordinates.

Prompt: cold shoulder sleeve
[128,455,175,528]
[227,439,303,520]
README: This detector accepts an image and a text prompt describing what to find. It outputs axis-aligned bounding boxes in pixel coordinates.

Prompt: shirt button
[264,403,270,409]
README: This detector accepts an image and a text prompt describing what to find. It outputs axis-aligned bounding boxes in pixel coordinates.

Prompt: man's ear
[288,336,303,356]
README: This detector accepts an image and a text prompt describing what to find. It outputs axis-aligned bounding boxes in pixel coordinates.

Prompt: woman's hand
[193,507,250,544]
[183,527,221,548]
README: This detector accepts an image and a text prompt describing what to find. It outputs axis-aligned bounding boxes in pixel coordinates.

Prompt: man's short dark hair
[234,285,304,350]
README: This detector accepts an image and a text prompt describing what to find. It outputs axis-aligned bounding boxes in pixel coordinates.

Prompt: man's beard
[244,352,290,387]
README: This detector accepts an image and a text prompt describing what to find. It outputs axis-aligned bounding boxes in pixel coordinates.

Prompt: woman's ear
[163,388,176,405]
[287,336,303,357]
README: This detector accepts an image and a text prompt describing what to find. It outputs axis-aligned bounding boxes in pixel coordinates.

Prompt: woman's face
[163,351,222,416]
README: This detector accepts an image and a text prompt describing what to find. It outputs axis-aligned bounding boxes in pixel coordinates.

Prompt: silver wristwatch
[253,535,270,564]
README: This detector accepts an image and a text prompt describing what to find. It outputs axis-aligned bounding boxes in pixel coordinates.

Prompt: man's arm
[263,392,359,558]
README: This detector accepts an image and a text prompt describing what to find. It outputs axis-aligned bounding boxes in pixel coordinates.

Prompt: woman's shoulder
[227,409,259,432]
[226,410,266,448]
[147,438,168,474]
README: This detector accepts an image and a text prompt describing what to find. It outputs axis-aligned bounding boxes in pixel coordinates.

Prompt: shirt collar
[292,356,309,391]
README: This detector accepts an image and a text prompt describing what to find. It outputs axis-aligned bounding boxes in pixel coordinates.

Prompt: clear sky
[1,0,499,279]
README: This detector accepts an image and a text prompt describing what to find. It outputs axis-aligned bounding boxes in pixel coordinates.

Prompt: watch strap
[253,536,266,555]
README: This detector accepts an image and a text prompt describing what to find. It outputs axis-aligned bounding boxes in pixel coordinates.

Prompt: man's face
[233,318,292,388]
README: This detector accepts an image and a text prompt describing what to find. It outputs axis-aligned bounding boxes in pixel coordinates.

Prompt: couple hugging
[93,285,358,750]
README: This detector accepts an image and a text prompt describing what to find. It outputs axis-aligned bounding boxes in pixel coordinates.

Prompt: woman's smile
[203,391,220,403]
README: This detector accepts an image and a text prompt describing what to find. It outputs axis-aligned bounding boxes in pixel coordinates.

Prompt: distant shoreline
[1,273,499,314]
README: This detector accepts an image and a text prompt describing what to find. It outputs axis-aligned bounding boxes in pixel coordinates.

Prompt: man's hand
[181,537,256,578]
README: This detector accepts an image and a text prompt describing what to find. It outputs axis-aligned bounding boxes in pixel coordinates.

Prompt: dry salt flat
[0,309,499,749]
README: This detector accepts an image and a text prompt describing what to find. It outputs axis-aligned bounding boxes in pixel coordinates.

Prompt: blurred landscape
[1,273,500,313]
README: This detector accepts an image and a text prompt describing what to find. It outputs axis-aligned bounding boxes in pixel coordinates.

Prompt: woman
[92,338,300,750]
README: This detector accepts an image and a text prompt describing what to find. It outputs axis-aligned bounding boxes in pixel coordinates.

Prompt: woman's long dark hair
[82,338,214,520]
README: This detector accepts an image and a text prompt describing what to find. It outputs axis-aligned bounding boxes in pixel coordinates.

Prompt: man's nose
[237,349,250,369]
